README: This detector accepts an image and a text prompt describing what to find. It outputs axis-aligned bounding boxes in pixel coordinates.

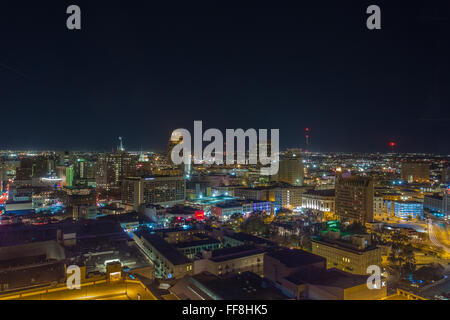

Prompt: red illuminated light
[195,210,205,221]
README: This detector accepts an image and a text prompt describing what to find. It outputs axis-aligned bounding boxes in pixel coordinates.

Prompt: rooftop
[303,189,335,197]
[175,237,220,249]
[210,245,265,262]
[311,237,379,254]
[224,232,277,246]
[189,272,289,300]
[286,267,369,289]
[138,231,191,265]
[266,248,325,268]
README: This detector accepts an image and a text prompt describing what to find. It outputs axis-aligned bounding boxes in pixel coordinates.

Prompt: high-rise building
[425,189,450,219]
[65,166,74,187]
[15,158,33,181]
[167,133,190,177]
[96,151,136,188]
[441,167,450,184]
[63,186,97,220]
[77,158,85,179]
[444,188,450,219]
[335,175,374,224]
[401,161,430,183]
[122,175,186,210]
[276,151,304,186]
[167,134,183,166]
[31,156,49,178]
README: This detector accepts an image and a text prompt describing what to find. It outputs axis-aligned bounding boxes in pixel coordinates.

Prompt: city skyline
[0,1,449,153]
[0,0,449,304]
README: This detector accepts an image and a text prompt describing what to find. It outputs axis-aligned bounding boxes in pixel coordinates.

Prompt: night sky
[0,0,449,153]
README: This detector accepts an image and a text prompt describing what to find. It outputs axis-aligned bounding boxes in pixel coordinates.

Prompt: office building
[373,195,384,216]
[122,175,186,210]
[63,186,97,220]
[335,175,374,224]
[169,271,288,300]
[279,266,386,300]
[234,186,275,202]
[276,151,304,186]
[385,200,423,220]
[134,231,193,280]
[96,151,136,188]
[264,248,326,287]
[211,200,273,221]
[424,190,450,219]
[194,245,265,276]
[301,189,335,213]
[175,237,221,259]
[274,186,306,210]
[401,161,430,183]
[311,231,382,275]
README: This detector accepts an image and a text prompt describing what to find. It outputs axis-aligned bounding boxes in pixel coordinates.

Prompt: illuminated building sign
[195,210,205,221]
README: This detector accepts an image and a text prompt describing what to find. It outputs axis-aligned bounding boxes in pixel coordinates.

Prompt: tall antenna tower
[118,137,125,152]
[305,128,310,153]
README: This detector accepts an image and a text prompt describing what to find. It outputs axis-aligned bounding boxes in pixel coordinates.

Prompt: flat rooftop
[311,237,379,254]
[286,267,369,289]
[266,248,325,268]
[175,237,220,249]
[214,201,244,209]
[210,245,265,263]
[224,232,277,246]
[138,231,191,265]
[190,272,289,300]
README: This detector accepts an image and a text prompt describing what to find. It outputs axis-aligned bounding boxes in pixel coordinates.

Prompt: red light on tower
[388,140,397,152]
[305,128,310,152]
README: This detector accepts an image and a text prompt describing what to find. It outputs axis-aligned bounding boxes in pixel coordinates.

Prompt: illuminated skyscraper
[96,149,136,188]
[277,150,304,186]
[66,166,74,187]
[122,175,186,210]
[167,133,190,177]
[335,175,374,224]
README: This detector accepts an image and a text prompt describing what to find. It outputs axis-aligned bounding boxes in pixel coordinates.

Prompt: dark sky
[0,0,449,153]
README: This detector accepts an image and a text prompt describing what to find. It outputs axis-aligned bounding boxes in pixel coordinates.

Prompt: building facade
[311,234,382,275]
[275,186,305,210]
[122,175,186,210]
[401,161,430,183]
[302,189,335,213]
[276,151,304,186]
[335,175,374,224]
[385,200,423,220]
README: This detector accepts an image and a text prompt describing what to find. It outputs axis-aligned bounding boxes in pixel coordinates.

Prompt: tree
[388,243,416,275]
[343,222,367,234]
[240,216,269,236]
[401,244,416,274]
[388,244,400,269]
